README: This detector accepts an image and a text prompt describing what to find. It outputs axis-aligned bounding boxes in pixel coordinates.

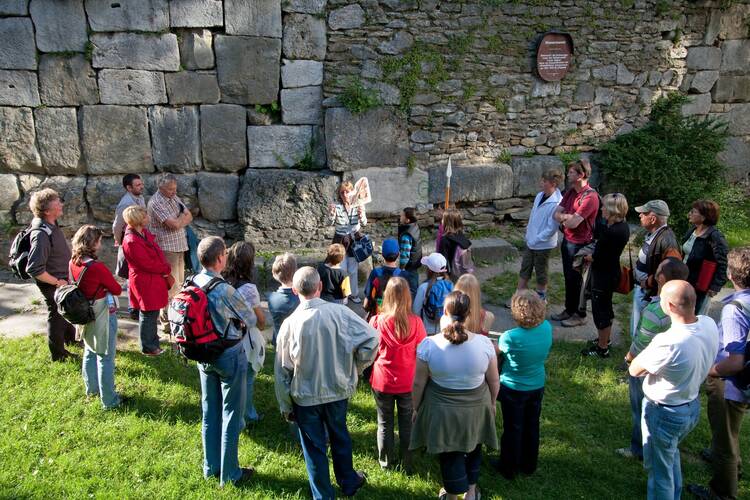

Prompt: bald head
[660,280,697,320]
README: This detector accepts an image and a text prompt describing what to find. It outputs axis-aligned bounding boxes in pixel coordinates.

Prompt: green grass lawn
[1,335,748,499]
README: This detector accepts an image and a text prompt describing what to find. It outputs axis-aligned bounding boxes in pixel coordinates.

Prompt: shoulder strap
[70,260,93,286]
[202,277,225,294]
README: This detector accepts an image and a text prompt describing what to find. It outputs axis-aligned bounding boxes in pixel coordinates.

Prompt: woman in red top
[121,206,171,356]
[69,225,123,409]
[369,276,427,471]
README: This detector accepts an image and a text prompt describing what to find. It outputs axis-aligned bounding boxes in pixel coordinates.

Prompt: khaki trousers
[706,376,749,499]
[160,251,185,333]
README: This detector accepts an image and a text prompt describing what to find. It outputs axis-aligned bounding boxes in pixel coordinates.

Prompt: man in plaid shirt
[147,173,193,333]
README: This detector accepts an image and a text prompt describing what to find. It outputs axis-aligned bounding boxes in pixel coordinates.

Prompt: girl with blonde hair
[369,277,427,471]
[453,274,495,336]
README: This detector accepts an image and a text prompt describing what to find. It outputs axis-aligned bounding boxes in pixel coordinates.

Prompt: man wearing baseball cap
[631,199,682,337]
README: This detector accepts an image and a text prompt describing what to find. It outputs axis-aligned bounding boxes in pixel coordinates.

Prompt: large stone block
[428,164,513,204]
[726,103,750,135]
[283,14,326,60]
[39,55,99,106]
[29,0,88,52]
[686,46,721,70]
[0,107,42,174]
[718,4,750,40]
[0,70,40,106]
[86,0,169,32]
[99,69,167,105]
[719,137,750,183]
[165,71,220,104]
[238,169,339,246]
[85,175,129,222]
[247,125,312,168]
[200,104,247,172]
[690,71,719,94]
[325,107,409,172]
[713,75,750,103]
[347,167,428,215]
[149,106,202,173]
[197,172,239,221]
[142,173,198,210]
[34,108,83,175]
[91,33,180,71]
[0,0,27,15]
[0,18,36,70]
[281,59,323,88]
[16,175,88,227]
[511,156,564,197]
[225,0,281,37]
[81,105,153,175]
[329,4,365,30]
[721,40,750,73]
[215,35,280,104]
[281,86,322,125]
[178,29,214,70]
[170,0,223,28]
[282,0,325,13]
[681,93,712,116]
[0,174,19,211]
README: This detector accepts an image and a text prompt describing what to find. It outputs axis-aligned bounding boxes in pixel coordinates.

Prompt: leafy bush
[339,78,382,115]
[597,92,730,236]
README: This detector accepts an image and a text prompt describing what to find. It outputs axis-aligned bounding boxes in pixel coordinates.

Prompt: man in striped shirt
[617,257,689,460]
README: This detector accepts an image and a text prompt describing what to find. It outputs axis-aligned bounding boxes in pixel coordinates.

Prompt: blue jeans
[198,343,247,486]
[439,445,482,495]
[294,399,360,500]
[642,398,701,500]
[631,285,649,337]
[82,312,120,409]
[138,309,161,353]
[245,366,260,423]
[343,256,359,297]
[561,239,587,317]
[628,375,645,458]
[403,270,419,299]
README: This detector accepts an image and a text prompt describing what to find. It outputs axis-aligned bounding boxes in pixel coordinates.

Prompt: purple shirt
[716,289,750,403]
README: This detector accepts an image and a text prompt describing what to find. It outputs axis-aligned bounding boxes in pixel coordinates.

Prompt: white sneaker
[615,448,638,460]
[349,295,362,304]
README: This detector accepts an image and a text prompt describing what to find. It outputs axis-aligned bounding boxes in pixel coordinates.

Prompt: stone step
[470,237,519,264]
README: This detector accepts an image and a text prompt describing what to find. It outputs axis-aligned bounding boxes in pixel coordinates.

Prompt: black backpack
[54,261,98,325]
[8,224,52,280]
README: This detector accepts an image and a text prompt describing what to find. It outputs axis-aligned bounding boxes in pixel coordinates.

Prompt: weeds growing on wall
[339,78,382,115]
[598,92,736,237]
[380,43,447,113]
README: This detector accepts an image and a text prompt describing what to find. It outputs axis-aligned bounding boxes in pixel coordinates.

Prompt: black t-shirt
[318,263,346,301]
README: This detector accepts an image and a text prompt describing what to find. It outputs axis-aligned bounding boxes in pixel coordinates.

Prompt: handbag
[351,234,373,263]
[615,245,634,295]
[695,260,717,293]
[115,246,129,279]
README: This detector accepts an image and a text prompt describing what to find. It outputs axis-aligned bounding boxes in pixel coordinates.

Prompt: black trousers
[499,384,545,478]
[37,281,76,360]
[561,238,587,317]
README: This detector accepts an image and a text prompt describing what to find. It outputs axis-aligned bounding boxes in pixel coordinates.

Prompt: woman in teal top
[492,290,552,480]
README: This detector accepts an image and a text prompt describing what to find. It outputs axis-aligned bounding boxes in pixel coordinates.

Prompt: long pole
[444,156,452,210]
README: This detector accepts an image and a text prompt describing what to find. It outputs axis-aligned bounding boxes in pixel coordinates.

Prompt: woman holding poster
[329,180,369,303]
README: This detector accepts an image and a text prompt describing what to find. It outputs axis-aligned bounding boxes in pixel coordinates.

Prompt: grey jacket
[274,297,379,414]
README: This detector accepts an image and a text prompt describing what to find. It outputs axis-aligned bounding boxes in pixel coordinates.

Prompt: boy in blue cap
[363,238,404,320]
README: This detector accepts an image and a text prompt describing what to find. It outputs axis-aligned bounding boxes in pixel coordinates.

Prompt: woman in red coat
[122,206,171,356]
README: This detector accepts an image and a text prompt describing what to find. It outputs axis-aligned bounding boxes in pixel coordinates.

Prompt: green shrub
[597,92,730,236]
[339,78,382,114]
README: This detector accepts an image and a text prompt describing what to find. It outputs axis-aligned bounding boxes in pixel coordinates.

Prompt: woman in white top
[410,291,499,500]
[329,181,367,303]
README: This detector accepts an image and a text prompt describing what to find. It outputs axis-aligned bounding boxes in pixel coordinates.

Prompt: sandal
[438,487,448,500]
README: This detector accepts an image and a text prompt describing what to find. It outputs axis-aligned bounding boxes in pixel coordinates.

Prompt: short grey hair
[272,252,297,284]
[157,173,178,188]
[655,214,668,226]
[197,236,226,267]
[293,266,320,297]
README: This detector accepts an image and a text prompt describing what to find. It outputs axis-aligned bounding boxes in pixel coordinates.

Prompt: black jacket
[642,225,682,296]
[682,225,729,294]
[438,231,471,274]
[592,221,630,291]
[398,222,422,271]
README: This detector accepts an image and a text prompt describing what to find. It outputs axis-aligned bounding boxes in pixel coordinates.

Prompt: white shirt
[416,333,495,390]
[637,315,719,405]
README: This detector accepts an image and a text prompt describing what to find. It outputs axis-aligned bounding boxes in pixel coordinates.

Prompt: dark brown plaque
[536,32,573,82]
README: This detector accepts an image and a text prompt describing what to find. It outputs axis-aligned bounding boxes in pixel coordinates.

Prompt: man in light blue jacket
[512,169,563,303]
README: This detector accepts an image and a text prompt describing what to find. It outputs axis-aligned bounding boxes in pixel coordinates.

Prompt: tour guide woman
[410,291,499,500]
[329,180,367,303]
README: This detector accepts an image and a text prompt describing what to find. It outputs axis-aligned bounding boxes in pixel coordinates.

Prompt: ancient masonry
[0,0,748,263]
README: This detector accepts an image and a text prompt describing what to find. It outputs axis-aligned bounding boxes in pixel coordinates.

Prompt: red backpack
[168,276,227,363]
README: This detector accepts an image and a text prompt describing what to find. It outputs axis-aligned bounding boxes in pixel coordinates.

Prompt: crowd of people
[18,164,749,500]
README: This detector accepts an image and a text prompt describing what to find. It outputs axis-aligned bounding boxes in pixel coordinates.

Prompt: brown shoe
[550,310,573,321]
[561,314,586,327]
[142,348,164,357]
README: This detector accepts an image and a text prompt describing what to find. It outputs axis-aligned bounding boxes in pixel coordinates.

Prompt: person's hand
[411,409,418,424]
[490,402,497,418]
[328,202,335,216]
[283,411,295,423]
[583,255,593,263]
[707,290,718,297]
[55,278,66,287]
[357,205,363,216]
[114,241,120,247]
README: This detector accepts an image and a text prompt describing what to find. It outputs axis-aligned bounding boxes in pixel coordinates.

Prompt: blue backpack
[422,278,453,322]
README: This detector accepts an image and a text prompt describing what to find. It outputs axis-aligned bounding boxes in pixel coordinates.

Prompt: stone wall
[0,0,748,263]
